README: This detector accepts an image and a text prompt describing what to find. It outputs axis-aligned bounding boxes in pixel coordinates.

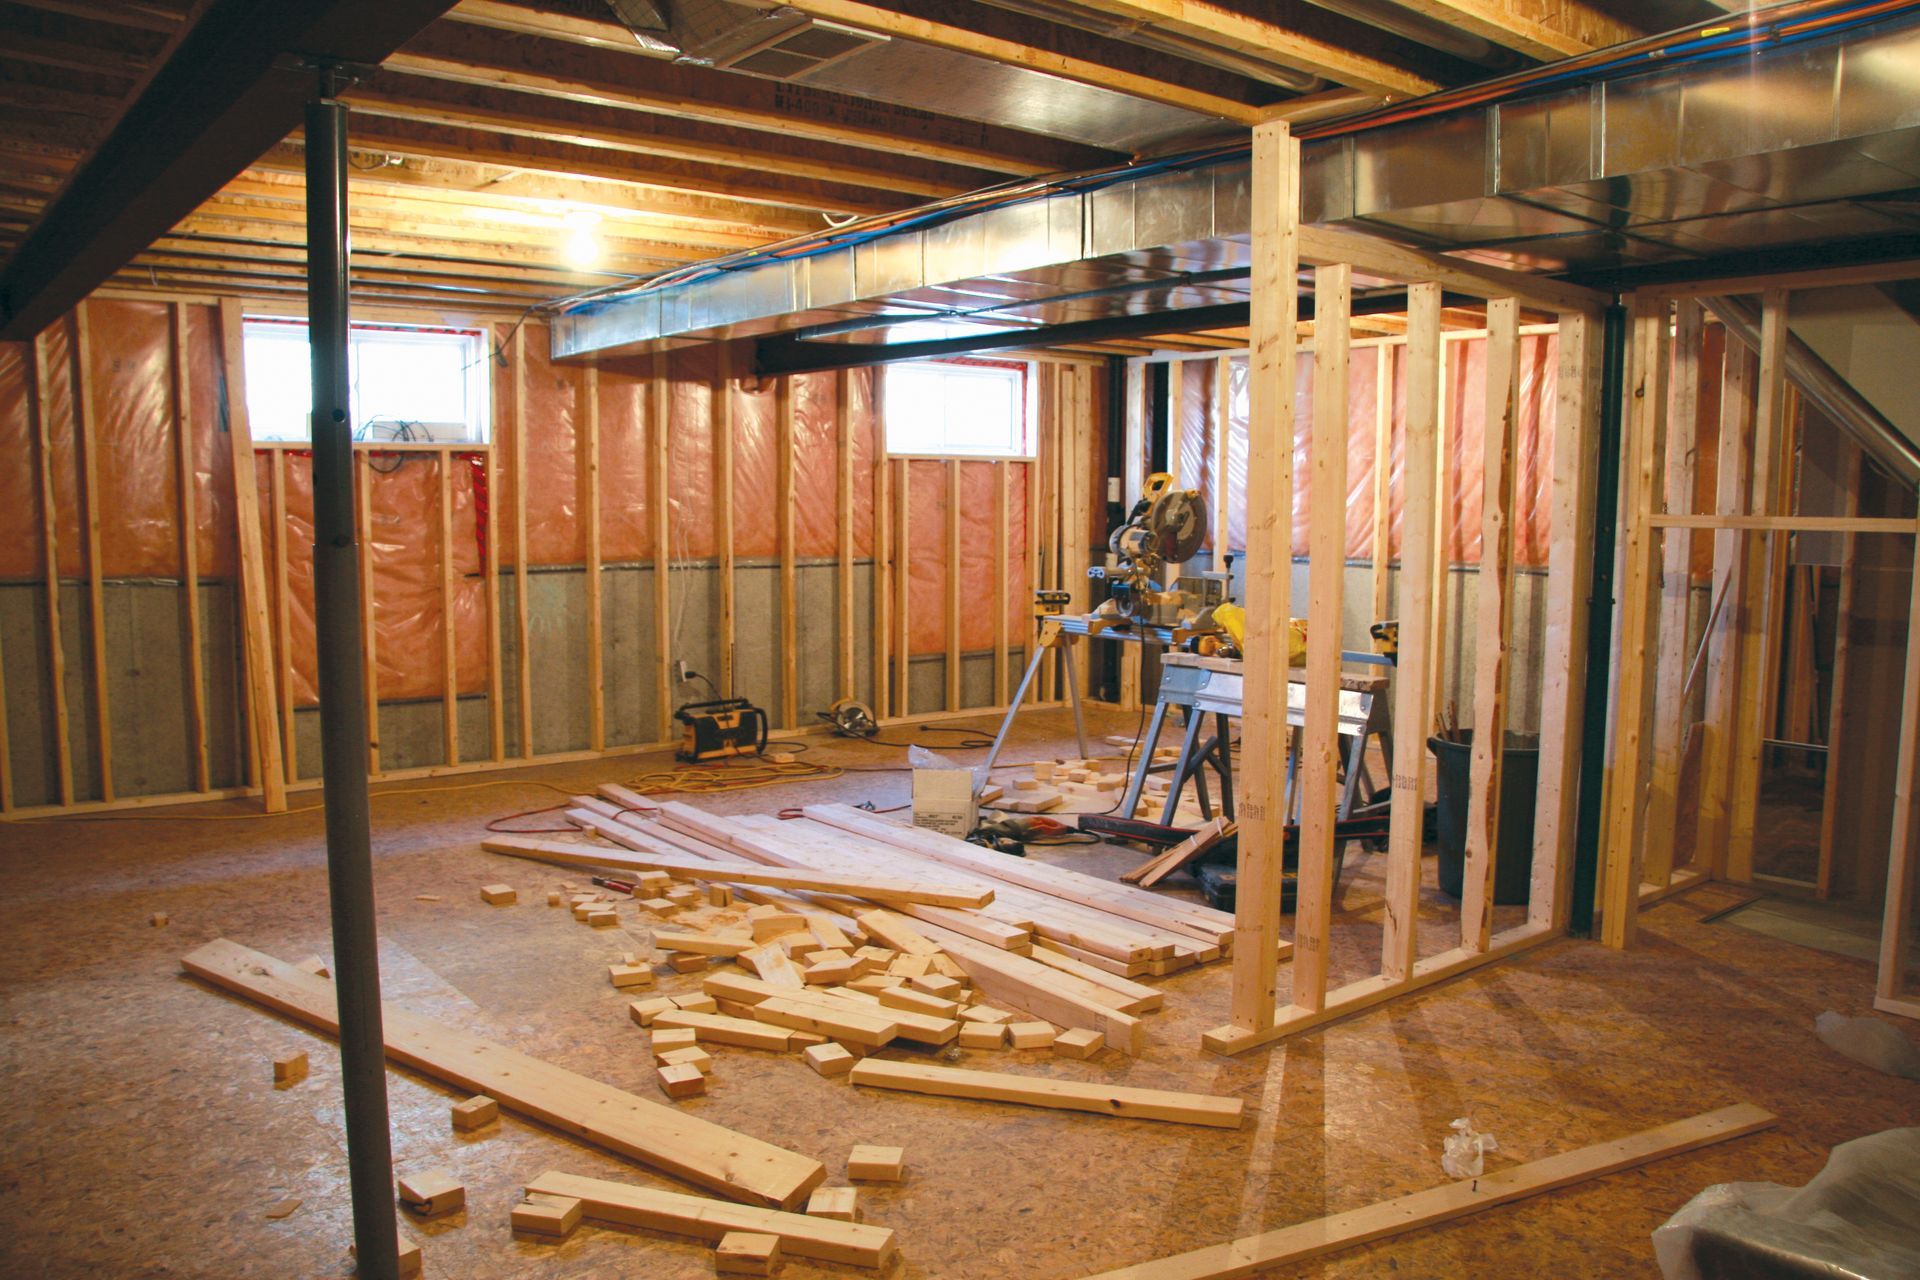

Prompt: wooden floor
[1,707,1914,1279]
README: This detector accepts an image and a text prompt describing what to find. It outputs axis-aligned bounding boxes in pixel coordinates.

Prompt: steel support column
[306,83,398,1280]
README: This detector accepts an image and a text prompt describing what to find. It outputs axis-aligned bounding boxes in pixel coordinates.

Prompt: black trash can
[1429,730,1539,905]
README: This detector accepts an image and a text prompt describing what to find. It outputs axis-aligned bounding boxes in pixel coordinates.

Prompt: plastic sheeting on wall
[595,355,652,563]
[0,342,38,580]
[667,344,716,562]
[88,300,179,580]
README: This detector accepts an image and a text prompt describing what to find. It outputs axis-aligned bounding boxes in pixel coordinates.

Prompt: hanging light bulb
[559,206,603,269]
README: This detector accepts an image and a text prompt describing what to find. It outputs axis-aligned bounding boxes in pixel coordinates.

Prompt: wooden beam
[1879,534,1920,1009]
[1530,308,1603,931]
[359,451,384,774]
[438,453,459,766]
[347,73,988,201]
[216,299,286,811]
[1644,299,1703,888]
[1300,226,1608,316]
[837,371,856,703]
[183,939,826,1210]
[1599,294,1671,949]
[583,364,604,752]
[1382,283,1439,980]
[777,378,798,730]
[270,449,295,786]
[1211,355,1231,573]
[651,352,673,741]
[776,0,1264,123]
[512,325,531,758]
[1695,342,1756,876]
[169,303,209,793]
[1292,261,1351,1013]
[716,346,736,698]
[1062,0,1439,99]
[848,1058,1242,1128]
[1726,290,1791,884]
[894,459,911,717]
[1460,298,1519,953]
[1216,120,1298,1045]
[71,303,112,802]
[28,329,71,804]
[1076,1105,1775,1279]
[1369,342,1392,626]
[1384,0,1639,60]
[388,23,1117,178]
[481,436,502,764]
[994,460,1010,708]
[946,461,962,712]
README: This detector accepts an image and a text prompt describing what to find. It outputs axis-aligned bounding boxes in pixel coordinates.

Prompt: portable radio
[673,698,769,762]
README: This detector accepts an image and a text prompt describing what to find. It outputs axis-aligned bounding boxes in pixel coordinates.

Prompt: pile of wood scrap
[483,787,1251,1054]
[1122,817,1236,888]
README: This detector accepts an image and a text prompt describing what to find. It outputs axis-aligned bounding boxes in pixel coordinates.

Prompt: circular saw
[819,697,880,739]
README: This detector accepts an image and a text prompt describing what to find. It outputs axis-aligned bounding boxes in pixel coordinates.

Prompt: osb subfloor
[2,707,1916,1280]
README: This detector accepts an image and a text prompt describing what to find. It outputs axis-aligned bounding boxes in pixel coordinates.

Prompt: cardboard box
[912,766,978,838]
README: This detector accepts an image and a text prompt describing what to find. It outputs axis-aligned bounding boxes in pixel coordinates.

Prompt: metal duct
[550,7,1920,388]
[1705,296,1920,488]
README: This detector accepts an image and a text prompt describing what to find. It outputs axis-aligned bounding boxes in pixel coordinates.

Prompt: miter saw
[1090,472,1210,626]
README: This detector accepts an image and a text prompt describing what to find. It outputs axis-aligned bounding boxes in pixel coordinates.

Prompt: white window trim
[882,357,1035,460]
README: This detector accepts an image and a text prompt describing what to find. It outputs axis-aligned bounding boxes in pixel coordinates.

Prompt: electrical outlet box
[674,660,690,683]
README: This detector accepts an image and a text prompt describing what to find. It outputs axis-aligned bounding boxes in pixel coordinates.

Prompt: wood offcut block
[511,1192,583,1238]
[1053,1027,1103,1059]
[609,962,655,989]
[635,870,674,894]
[397,1169,465,1218]
[628,996,675,1026]
[272,1051,308,1085]
[847,1145,904,1183]
[672,994,720,1014]
[803,1042,855,1078]
[586,908,619,928]
[751,911,808,942]
[665,886,701,907]
[150,912,169,927]
[962,1005,1012,1024]
[480,883,517,906]
[651,1028,699,1055]
[907,973,962,999]
[451,1094,498,1130]
[1008,1021,1056,1050]
[716,1229,782,1275]
[670,952,713,973]
[958,1022,1006,1049]
[640,897,681,916]
[707,885,733,908]
[805,1186,858,1221]
[548,891,565,907]
[658,1062,707,1099]
[657,1045,713,1072]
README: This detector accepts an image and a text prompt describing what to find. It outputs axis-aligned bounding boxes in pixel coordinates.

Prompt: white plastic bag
[1814,1011,1920,1080]
[1441,1117,1498,1179]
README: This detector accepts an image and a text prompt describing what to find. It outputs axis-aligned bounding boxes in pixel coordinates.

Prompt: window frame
[880,356,1035,461]
[239,314,493,447]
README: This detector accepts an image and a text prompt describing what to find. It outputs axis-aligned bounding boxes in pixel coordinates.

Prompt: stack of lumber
[481,787,1259,1055]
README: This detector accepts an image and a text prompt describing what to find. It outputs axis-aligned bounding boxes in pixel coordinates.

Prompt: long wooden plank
[716,345,736,697]
[1075,1104,1775,1279]
[1382,284,1440,979]
[482,433,503,762]
[1643,299,1703,889]
[1816,445,1864,898]
[994,458,1010,706]
[357,450,384,774]
[1292,261,1350,1012]
[216,299,286,811]
[1878,534,1920,1006]
[1459,297,1519,953]
[1221,119,1300,1043]
[438,453,459,766]
[872,421,890,717]
[777,376,797,728]
[481,834,996,908]
[914,922,1146,1054]
[270,451,296,783]
[169,302,209,793]
[1530,309,1603,930]
[28,331,73,806]
[583,364,604,752]
[849,1059,1242,1128]
[1695,342,1756,875]
[1369,342,1393,624]
[893,457,911,716]
[1599,293,1671,949]
[946,459,962,710]
[837,369,856,702]
[525,1170,895,1269]
[651,351,673,740]
[512,325,532,758]
[182,939,824,1209]
[71,303,112,802]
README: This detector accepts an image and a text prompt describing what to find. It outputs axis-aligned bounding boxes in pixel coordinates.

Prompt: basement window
[883,358,1030,458]
[241,317,491,445]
